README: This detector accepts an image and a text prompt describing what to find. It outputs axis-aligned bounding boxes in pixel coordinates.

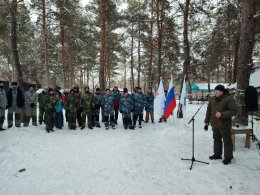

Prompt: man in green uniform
[45,88,57,132]
[80,86,94,129]
[204,85,238,165]
[65,89,78,130]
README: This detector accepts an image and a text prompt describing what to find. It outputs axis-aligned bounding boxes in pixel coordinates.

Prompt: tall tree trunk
[60,19,66,88]
[10,0,24,90]
[233,38,239,83]
[235,0,256,125]
[99,0,106,91]
[227,10,232,84]
[42,0,50,87]
[177,0,190,118]
[156,0,163,85]
[182,0,190,81]
[148,0,154,88]
[130,24,134,92]
[137,21,141,87]
[123,56,127,88]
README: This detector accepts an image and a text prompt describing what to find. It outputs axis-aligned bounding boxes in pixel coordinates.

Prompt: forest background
[0,0,259,96]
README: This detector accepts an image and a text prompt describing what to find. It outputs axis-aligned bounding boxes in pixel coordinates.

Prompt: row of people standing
[39,85,155,131]
[0,81,38,130]
[0,81,155,132]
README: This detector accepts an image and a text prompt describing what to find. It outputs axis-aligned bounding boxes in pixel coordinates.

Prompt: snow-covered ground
[0,104,260,195]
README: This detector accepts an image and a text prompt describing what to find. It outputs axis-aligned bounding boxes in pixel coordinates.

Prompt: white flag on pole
[180,77,187,117]
[154,79,165,117]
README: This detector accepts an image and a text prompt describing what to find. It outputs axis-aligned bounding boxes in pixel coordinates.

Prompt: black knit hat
[11,82,17,85]
[70,89,75,93]
[215,85,225,93]
[123,88,128,93]
[48,88,54,92]
[96,88,100,91]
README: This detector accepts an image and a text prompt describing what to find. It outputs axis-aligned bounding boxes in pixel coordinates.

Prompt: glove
[30,103,35,108]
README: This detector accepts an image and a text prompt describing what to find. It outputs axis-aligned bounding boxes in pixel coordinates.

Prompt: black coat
[6,87,25,108]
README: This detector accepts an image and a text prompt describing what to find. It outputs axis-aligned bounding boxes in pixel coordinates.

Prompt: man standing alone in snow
[204,85,237,165]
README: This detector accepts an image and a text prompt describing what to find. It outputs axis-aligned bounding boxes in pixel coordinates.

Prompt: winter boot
[0,127,6,131]
[209,154,222,160]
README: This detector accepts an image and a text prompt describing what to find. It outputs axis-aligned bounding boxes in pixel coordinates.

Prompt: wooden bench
[231,127,253,151]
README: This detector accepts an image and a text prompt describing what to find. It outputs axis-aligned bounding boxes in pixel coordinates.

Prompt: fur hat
[215,85,225,93]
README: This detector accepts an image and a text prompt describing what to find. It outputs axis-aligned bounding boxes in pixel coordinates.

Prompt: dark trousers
[24,115,37,127]
[114,107,119,122]
[213,128,233,159]
[76,109,82,126]
[92,114,100,126]
[104,114,115,127]
[0,116,5,128]
[8,112,21,127]
[133,114,143,126]
[55,112,63,129]
[38,106,46,123]
[145,111,154,122]
[68,111,77,129]
[81,111,92,128]
[122,117,133,129]
[45,111,55,131]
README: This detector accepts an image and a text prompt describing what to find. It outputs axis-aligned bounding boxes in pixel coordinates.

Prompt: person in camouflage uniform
[119,88,134,130]
[64,89,78,130]
[6,82,25,128]
[144,87,154,123]
[45,88,57,132]
[92,88,103,128]
[38,87,48,125]
[74,86,82,127]
[80,86,94,129]
[132,87,145,128]
[24,86,38,127]
[102,89,115,130]
[0,81,7,130]
[112,86,121,125]
[205,85,238,165]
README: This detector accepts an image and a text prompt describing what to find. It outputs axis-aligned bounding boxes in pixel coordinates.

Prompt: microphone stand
[181,101,209,170]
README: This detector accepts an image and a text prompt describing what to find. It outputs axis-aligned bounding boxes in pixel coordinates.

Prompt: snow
[0,104,260,195]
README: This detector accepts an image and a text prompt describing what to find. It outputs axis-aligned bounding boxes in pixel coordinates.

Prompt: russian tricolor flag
[164,78,177,119]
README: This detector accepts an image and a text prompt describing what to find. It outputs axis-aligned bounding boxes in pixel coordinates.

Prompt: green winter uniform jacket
[205,94,238,130]
[38,91,48,110]
[45,94,57,112]
[64,93,78,113]
[80,92,94,112]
